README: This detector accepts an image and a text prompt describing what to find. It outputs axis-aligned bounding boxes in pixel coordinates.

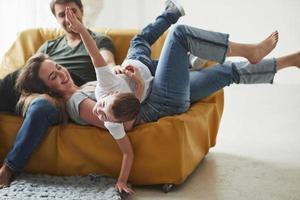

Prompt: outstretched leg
[139,24,280,122]
[189,58,276,102]
[125,0,185,75]
[189,51,300,103]
[188,31,278,69]
[134,0,185,46]
[172,25,278,65]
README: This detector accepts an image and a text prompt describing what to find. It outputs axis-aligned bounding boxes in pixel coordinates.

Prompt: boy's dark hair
[112,93,141,122]
[50,0,83,16]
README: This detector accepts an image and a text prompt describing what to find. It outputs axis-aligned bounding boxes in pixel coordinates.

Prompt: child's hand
[112,65,124,74]
[115,181,135,195]
[122,65,143,83]
[65,7,85,33]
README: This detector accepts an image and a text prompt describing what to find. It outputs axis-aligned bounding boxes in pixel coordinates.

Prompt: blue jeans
[189,59,277,103]
[0,69,20,113]
[132,20,277,122]
[4,98,62,172]
[125,5,182,75]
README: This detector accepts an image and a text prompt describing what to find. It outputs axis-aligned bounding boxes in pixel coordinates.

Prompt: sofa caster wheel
[162,184,174,193]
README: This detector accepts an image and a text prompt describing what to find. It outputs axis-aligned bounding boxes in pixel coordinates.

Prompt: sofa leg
[162,184,175,193]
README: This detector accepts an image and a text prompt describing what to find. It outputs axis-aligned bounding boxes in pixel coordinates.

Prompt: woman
[16,0,300,194]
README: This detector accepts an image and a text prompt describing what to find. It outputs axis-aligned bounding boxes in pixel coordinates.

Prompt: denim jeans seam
[271,58,277,83]
[4,159,19,172]
[186,32,229,49]
[239,71,276,76]
[239,71,276,84]
[220,34,230,63]
[185,31,228,63]
[273,58,278,73]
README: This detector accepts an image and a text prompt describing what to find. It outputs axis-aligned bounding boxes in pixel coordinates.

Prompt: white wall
[1,0,300,82]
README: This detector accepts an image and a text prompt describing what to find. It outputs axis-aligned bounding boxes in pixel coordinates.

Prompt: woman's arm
[78,98,105,128]
[66,7,107,68]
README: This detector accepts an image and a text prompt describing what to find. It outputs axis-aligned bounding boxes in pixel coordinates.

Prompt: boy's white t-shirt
[94,59,153,140]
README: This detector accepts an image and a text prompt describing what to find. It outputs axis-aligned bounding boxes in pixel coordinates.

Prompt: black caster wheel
[162,184,175,193]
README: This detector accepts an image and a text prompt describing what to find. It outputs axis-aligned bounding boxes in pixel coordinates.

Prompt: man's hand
[65,7,85,34]
[115,180,135,195]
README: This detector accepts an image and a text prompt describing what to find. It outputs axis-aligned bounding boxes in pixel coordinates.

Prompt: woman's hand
[65,7,85,34]
[115,180,135,195]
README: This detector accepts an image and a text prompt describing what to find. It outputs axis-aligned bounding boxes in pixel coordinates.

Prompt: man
[0,0,116,188]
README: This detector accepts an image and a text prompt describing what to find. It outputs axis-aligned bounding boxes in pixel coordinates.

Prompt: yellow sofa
[0,28,224,186]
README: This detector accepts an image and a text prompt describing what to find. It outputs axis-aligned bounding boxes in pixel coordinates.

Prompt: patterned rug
[0,174,122,200]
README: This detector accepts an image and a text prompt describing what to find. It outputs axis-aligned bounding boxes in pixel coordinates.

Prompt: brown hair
[15,53,50,95]
[15,53,65,118]
[111,93,141,122]
[50,0,83,16]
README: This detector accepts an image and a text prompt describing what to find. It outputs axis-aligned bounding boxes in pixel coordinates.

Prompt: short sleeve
[104,122,126,140]
[66,91,91,125]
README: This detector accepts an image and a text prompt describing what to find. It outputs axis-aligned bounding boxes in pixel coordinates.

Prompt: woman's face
[38,59,74,95]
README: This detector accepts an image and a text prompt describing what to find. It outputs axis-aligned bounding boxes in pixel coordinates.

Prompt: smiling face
[53,2,84,33]
[38,59,74,97]
[93,92,120,122]
[93,92,141,123]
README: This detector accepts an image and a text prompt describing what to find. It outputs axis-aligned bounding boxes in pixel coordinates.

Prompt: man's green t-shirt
[38,30,115,86]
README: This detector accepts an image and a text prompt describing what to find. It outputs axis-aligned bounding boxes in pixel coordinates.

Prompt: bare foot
[248,31,279,64]
[0,164,12,189]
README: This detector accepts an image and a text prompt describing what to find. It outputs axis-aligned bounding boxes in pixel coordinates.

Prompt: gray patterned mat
[0,174,122,200]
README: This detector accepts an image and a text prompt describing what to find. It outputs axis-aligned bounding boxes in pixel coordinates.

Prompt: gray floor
[129,83,300,200]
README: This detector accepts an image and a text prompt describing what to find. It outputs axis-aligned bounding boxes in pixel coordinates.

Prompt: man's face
[54,2,83,33]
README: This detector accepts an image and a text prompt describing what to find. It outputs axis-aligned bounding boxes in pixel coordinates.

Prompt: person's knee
[130,35,151,49]
[26,98,62,125]
[171,24,186,37]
